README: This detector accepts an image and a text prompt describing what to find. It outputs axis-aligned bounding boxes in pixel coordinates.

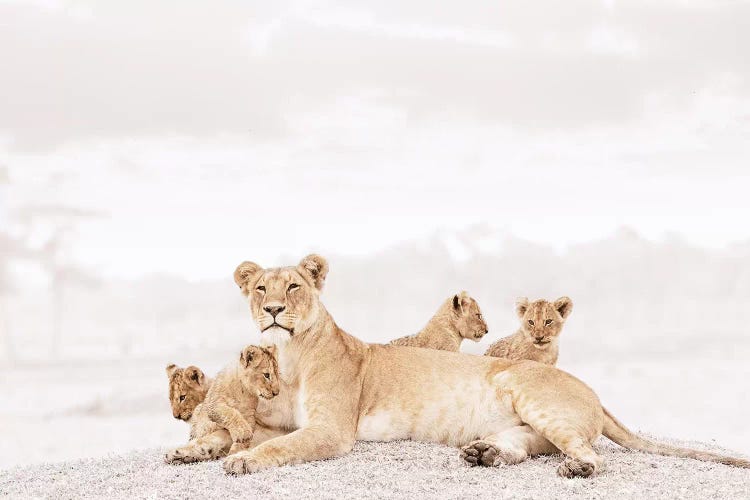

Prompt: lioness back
[484,296,573,366]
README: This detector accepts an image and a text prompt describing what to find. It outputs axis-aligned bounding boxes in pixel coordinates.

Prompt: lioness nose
[264,305,285,317]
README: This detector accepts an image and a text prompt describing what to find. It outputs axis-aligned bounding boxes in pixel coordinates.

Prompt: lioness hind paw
[557,457,596,478]
[461,441,500,467]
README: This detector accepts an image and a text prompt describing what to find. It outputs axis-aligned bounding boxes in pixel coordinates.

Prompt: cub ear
[234,261,263,293]
[240,345,260,368]
[165,363,178,378]
[184,366,205,386]
[554,296,573,319]
[452,291,470,313]
[263,344,277,359]
[297,254,329,290]
[515,297,529,318]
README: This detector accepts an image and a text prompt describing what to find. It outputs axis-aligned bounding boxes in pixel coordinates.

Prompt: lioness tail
[602,407,750,468]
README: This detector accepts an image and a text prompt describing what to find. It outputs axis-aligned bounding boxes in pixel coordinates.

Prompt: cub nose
[263,305,285,317]
[534,335,545,341]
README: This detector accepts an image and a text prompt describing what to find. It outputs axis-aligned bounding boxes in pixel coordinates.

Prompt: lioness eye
[287,283,299,292]
[528,320,534,326]
[264,373,270,379]
[179,395,186,402]
[256,285,265,292]
[545,319,553,326]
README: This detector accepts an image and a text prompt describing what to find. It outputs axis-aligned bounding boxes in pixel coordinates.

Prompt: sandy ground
[2,438,749,499]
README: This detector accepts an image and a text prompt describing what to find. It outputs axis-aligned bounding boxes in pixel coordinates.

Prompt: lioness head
[165,364,209,421]
[515,296,573,348]
[239,344,280,399]
[234,254,328,344]
[451,291,489,341]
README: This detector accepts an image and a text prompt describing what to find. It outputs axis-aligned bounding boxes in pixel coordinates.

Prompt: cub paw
[557,457,596,478]
[164,448,197,465]
[461,440,500,467]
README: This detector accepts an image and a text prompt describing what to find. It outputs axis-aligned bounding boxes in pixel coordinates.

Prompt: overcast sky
[1,0,749,279]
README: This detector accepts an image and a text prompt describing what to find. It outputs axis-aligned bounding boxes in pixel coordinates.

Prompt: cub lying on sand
[390,291,488,351]
[223,254,750,478]
[164,345,282,464]
[485,297,572,365]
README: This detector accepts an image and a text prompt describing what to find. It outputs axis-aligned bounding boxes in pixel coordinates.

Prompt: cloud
[0,1,748,150]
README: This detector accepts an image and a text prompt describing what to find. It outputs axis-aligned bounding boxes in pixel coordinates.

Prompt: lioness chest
[356,345,521,447]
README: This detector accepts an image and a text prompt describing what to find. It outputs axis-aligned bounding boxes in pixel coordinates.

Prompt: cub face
[453,291,489,341]
[233,254,328,344]
[239,344,280,400]
[165,364,209,421]
[516,296,573,348]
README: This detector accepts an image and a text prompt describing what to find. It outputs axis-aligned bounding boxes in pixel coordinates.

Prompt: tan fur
[166,364,212,421]
[222,255,750,478]
[390,291,488,351]
[484,297,573,365]
[164,345,286,464]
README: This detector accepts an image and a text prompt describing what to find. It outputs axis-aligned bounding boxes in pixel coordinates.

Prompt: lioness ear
[165,364,178,378]
[298,254,329,290]
[185,366,205,386]
[234,261,262,294]
[515,297,529,318]
[554,296,573,319]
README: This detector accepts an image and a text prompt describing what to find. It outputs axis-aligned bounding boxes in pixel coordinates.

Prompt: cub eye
[263,373,270,379]
[476,314,483,319]
[544,319,553,326]
[179,395,186,402]
[287,283,299,292]
[256,285,266,293]
[528,320,534,326]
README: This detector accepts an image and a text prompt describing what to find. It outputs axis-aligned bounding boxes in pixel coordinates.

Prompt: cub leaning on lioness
[164,345,282,464]
[390,291,488,351]
[222,254,750,478]
[485,297,572,365]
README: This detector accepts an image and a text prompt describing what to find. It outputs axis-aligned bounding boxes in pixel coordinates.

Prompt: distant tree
[15,204,102,358]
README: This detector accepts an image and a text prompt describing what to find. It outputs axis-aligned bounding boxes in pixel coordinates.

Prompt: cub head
[451,291,489,341]
[234,254,328,345]
[165,364,209,421]
[239,344,280,400]
[515,296,573,348]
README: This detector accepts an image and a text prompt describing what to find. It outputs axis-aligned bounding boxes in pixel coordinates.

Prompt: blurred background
[1,0,749,469]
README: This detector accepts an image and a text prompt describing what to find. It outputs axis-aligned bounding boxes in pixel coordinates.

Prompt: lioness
[484,297,572,365]
[390,291,488,351]
[223,254,750,477]
[164,346,287,464]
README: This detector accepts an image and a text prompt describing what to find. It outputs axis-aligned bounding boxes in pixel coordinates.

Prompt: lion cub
[390,291,489,352]
[165,345,280,463]
[484,296,572,365]
[166,364,212,422]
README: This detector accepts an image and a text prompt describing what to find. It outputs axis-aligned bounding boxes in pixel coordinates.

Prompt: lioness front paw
[557,457,596,478]
[223,453,263,475]
[461,440,500,467]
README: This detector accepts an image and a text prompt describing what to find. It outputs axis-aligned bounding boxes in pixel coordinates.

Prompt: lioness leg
[461,425,557,466]
[165,429,232,464]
